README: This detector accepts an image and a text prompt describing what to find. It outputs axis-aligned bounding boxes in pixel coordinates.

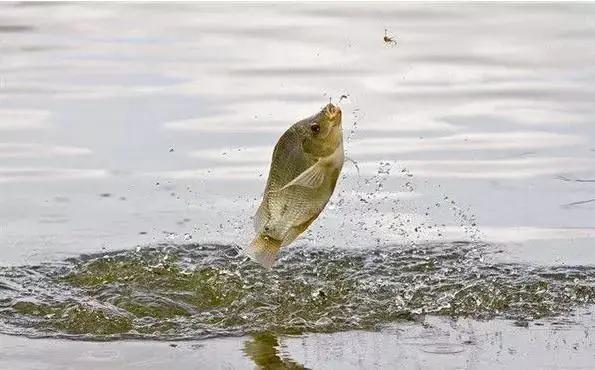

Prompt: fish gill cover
[0,242,594,341]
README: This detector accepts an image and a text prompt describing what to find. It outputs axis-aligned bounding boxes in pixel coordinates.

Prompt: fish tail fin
[245,235,282,269]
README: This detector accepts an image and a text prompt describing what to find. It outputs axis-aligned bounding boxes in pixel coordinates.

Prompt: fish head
[323,103,342,124]
[319,103,342,134]
[300,103,343,155]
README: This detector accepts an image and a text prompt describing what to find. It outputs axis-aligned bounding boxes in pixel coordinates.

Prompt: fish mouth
[324,103,341,123]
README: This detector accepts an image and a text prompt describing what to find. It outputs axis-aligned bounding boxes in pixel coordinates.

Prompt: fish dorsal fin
[279,160,325,191]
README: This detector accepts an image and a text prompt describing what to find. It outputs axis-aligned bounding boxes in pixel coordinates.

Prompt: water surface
[1,2,595,368]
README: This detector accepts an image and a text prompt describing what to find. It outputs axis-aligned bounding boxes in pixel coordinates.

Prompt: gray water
[1,2,595,369]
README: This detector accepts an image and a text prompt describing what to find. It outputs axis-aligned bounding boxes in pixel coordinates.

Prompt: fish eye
[310,123,320,133]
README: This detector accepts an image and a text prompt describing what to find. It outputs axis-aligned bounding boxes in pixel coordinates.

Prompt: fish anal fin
[280,211,322,248]
[280,227,303,248]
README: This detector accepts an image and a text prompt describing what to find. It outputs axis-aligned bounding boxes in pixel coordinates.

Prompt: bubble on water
[377,161,392,176]
[403,182,414,192]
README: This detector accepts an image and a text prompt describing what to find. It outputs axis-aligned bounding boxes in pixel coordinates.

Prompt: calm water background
[1,2,595,264]
[1,2,595,368]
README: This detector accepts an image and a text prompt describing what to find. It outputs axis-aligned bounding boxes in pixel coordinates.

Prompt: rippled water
[1,2,595,366]
[1,242,593,340]
[2,2,595,266]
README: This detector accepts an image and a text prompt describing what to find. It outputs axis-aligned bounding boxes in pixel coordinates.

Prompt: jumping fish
[246,103,344,268]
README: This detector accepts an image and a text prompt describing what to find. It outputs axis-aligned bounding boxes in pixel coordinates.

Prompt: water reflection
[0,25,34,33]
[243,333,307,370]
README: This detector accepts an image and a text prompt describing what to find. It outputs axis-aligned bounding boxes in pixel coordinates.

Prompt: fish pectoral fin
[279,162,325,191]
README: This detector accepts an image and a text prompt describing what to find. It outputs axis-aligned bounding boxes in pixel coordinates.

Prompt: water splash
[0,242,593,341]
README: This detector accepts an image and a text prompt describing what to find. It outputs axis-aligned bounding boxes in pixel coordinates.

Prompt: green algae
[51,305,133,335]
[11,301,59,317]
[1,243,594,340]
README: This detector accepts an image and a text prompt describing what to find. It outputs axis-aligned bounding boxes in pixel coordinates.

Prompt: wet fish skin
[246,103,344,268]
